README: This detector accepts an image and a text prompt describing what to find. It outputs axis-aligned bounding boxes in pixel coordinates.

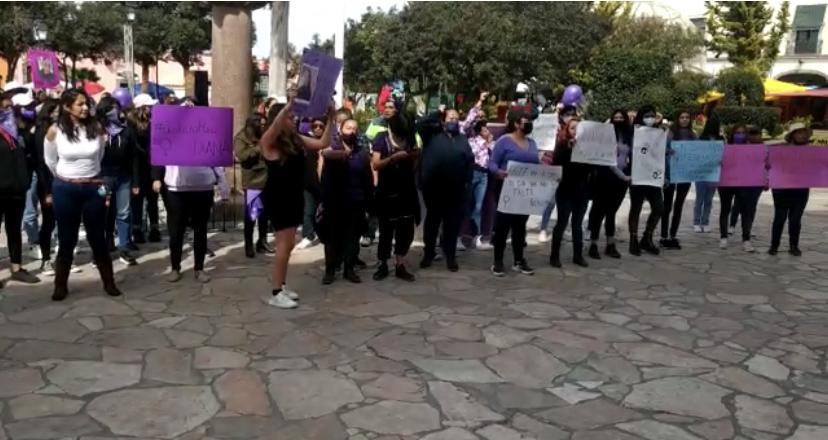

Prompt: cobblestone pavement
[1,191,828,440]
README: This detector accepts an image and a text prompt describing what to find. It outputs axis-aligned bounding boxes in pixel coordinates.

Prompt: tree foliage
[715,66,764,106]
[308,33,335,55]
[0,3,49,80]
[705,1,790,74]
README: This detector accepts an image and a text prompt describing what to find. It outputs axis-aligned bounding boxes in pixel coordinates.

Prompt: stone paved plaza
[1,191,828,440]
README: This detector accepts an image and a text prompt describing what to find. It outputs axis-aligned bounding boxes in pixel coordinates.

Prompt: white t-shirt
[44,126,105,179]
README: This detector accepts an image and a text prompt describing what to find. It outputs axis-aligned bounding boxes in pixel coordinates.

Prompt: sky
[252,0,406,58]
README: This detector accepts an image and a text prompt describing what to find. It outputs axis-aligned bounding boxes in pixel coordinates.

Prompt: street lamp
[124,6,136,97]
[33,21,48,43]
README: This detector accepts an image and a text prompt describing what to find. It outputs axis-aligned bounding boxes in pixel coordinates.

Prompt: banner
[293,50,344,117]
[150,105,234,166]
[768,145,828,189]
[573,121,617,166]
[531,114,558,151]
[631,127,667,187]
[719,144,767,187]
[27,49,62,89]
[668,140,725,183]
[497,161,562,215]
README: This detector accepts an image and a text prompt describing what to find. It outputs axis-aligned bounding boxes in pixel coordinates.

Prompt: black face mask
[342,133,357,145]
[521,122,534,135]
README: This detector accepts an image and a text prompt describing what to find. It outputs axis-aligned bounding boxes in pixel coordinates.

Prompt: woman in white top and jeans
[44,89,122,301]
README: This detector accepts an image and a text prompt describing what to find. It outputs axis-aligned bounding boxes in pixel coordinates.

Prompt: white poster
[497,161,562,215]
[531,113,559,151]
[573,121,617,166]
[631,126,667,187]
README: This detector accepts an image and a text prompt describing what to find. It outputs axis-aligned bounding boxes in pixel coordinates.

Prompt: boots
[95,256,123,297]
[629,234,641,256]
[244,240,255,258]
[549,234,562,268]
[605,243,622,259]
[573,245,589,267]
[640,232,660,255]
[588,243,601,259]
[52,258,71,301]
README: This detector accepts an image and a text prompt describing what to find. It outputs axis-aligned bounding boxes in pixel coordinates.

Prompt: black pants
[244,189,269,248]
[628,185,663,236]
[719,187,762,241]
[771,188,809,250]
[131,183,160,233]
[589,183,628,241]
[492,212,529,263]
[552,190,589,258]
[38,194,56,261]
[422,188,465,260]
[377,216,415,261]
[730,197,741,228]
[661,183,690,239]
[0,197,25,265]
[165,191,213,271]
[324,204,365,272]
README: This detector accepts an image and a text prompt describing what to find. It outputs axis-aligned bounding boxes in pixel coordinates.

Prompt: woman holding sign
[627,105,665,256]
[550,119,591,268]
[769,123,811,256]
[718,124,759,252]
[660,110,697,250]
[259,96,335,309]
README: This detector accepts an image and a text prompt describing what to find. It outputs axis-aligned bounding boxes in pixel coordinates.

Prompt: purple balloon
[561,85,583,106]
[112,88,133,109]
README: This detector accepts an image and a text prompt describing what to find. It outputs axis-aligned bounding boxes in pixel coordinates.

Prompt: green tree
[705,1,790,74]
[167,2,212,72]
[0,3,51,80]
[308,33,335,55]
[131,2,173,93]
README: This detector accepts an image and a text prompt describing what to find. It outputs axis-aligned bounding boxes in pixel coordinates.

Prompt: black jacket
[0,132,31,198]
[101,127,140,185]
[416,111,474,193]
[33,125,54,197]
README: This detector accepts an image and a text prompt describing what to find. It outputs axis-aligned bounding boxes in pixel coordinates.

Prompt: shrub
[716,105,781,134]
[715,66,764,107]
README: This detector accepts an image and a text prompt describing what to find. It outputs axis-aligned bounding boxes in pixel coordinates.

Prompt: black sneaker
[119,251,138,266]
[322,271,335,285]
[588,244,601,259]
[491,261,506,277]
[446,258,459,272]
[256,241,275,255]
[789,247,802,257]
[573,256,589,267]
[133,230,146,244]
[395,264,415,282]
[344,269,362,283]
[605,244,622,259]
[768,247,778,256]
[373,262,389,281]
[549,257,562,268]
[513,259,535,275]
[148,228,162,243]
[11,268,40,284]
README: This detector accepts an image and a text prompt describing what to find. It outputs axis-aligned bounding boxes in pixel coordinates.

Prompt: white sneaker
[41,260,55,276]
[729,226,736,234]
[296,238,314,250]
[29,246,43,260]
[281,285,299,301]
[742,241,756,253]
[268,292,298,309]
[693,225,703,233]
[538,230,550,243]
[457,240,466,251]
[719,238,728,249]
[475,236,493,250]
[701,226,711,233]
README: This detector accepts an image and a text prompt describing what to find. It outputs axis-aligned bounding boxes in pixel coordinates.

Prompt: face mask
[445,121,460,135]
[732,133,747,144]
[0,108,18,139]
[643,117,657,127]
[107,109,122,124]
[342,133,357,145]
[521,122,534,135]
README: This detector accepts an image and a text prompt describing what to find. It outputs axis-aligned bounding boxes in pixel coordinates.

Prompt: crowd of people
[0,85,815,310]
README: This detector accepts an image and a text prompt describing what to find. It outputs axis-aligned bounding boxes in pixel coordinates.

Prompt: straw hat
[784,122,809,143]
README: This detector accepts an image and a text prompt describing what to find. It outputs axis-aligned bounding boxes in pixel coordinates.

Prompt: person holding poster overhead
[769,123,811,256]
[587,109,632,259]
[660,110,697,250]
[489,110,548,277]
[259,95,335,309]
[627,105,665,256]
[693,113,722,233]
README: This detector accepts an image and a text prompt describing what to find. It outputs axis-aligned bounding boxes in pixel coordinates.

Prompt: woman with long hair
[769,123,811,256]
[550,118,592,267]
[319,118,373,284]
[717,124,759,252]
[627,105,665,256]
[126,96,161,244]
[587,109,631,259]
[259,97,334,308]
[693,112,722,233]
[43,89,121,301]
[660,110,697,249]
[234,113,273,258]
[33,99,61,274]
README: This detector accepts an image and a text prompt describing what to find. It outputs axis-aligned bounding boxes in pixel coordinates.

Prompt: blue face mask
[732,133,747,144]
[445,121,460,135]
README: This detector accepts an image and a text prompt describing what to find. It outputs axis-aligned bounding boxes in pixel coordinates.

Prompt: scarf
[0,108,19,142]
[105,110,125,137]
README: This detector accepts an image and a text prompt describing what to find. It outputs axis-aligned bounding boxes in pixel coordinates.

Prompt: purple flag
[292,50,343,118]
[150,105,234,167]
[719,144,767,187]
[769,145,828,189]
[27,49,62,89]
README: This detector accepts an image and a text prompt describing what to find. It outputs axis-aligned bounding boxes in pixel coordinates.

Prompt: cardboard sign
[631,127,667,187]
[497,161,562,215]
[293,50,344,117]
[719,144,767,187]
[768,145,828,188]
[150,105,234,166]
[573,121,617,166]
[531,113,559,151]
[669,140,725,183]
[27,49,62,89]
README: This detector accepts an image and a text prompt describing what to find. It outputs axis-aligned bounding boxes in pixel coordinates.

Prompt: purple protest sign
[768,145,828,189]
[27,49,62,89]
[150,105,234,167]
[292,50,343,118]
[718,144,767,187]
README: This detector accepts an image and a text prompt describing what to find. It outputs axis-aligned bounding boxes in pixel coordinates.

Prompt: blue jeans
[52,179,109,265]
[694,182,716,226]
[104,175,133,249]
[23,173,40,245]
[469,170,488,235]
[540,200,557,232]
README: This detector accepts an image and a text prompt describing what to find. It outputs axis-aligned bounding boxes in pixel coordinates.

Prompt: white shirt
[44,127,105,179]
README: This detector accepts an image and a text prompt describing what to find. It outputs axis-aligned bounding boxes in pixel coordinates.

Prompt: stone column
[268,2,289,100]
[211,3,253,134]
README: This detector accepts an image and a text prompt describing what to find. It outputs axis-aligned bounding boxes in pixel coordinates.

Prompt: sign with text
[531,114,559,151]
[631,127,667,187]
[669,140,724,183]
[27,49,62,89]
[768,145,828,188]
[573,121,617,166]
[719,144,767,187]
[497,161,562,215]
[293,50,344,117]
[150,105,234,166]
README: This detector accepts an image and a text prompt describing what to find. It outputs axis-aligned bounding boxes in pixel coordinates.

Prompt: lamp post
[124,8,136,96]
